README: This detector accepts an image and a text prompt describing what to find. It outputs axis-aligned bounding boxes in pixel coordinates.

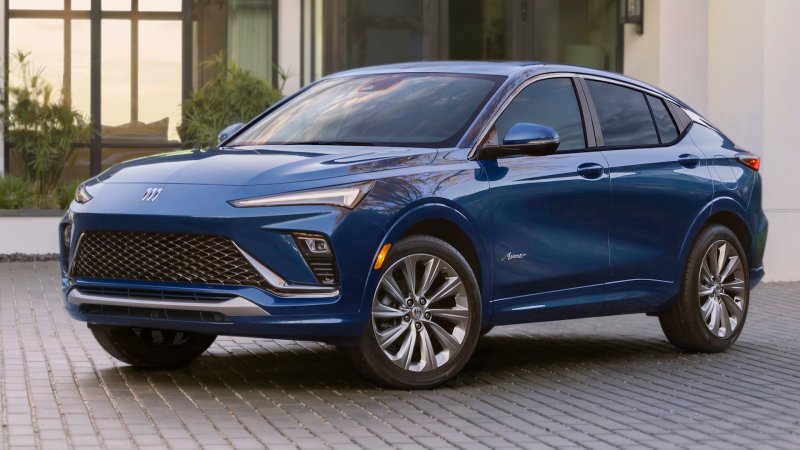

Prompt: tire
[345,235,482,389]
[90,325,216,368]
[659,224,749,353]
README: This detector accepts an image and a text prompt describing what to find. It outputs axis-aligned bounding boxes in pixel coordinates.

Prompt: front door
[483,77,611,323]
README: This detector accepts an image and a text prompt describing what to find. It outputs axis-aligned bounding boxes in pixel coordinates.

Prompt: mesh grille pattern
[71,231,269,290]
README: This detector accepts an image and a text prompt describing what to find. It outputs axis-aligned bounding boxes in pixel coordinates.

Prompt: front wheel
[90,325,216,368]
[659,224,749,352]
[345,235,482,389]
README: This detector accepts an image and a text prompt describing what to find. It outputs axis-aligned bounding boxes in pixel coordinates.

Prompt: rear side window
[495,78,586,151]
[667,101,692,133]
[586,80,659,147]
[646,95,678,143]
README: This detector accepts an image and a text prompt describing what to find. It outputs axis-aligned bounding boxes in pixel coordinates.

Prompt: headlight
[75,182,93,204]
[229,181,374,209]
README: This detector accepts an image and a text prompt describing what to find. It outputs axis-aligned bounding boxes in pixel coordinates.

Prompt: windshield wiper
[280,141,375,146]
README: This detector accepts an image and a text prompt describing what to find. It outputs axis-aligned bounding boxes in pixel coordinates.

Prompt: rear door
[483,76,611,323]
[581,78,714,314]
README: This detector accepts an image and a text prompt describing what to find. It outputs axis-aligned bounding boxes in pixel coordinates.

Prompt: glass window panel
[10,0,64,10]
[495,78,586,151]
[102,0,130,11]
[101,19,132,134]
[9,19,64,93]
[647,95,679,143]
[586,80,659,147]
[60,147,91,182]
[70,19,91,121]
[72,0,90,10]
[138,0,181,11]
[139,20,182,142]
[228,0,274,81]
[193,0,227,88]
[363,0,418,18]
[364,28,421,65]
[231,74,502,148]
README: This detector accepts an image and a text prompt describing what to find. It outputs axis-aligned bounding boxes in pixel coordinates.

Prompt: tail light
[736,154,760,171]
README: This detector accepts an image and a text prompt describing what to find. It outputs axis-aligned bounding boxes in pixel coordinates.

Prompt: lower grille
[308,260,339,285]
[78,303,228,323]
[70,231,270,290]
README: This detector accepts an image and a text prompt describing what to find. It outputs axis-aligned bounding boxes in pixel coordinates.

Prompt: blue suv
[61,62,767,388]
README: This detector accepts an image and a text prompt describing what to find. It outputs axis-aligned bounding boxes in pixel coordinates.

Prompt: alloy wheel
[697,240,746,338]
[371,254,470,372]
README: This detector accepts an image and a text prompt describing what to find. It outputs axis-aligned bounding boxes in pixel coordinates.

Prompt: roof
[330,61,545,77]
[325,61,687,107]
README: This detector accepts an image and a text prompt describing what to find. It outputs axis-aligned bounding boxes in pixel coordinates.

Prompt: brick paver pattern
[0,261,798,449]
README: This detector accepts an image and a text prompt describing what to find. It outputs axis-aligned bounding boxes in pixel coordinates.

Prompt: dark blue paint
[61,62,768,340]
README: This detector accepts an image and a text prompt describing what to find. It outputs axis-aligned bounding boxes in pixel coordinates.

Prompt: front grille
[70,231,270,290]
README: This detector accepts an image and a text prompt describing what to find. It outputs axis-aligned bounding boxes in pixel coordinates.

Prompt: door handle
[678,153,701,168]
[577,163,605,180]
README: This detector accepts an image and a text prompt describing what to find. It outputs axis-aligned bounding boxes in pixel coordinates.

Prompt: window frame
[469,73,597,159]
[576,74,693,151]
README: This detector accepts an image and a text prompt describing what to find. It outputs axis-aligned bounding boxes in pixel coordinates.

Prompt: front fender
[357,201,493,325]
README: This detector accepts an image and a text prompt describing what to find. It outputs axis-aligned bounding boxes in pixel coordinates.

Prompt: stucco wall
[624,0,800,281]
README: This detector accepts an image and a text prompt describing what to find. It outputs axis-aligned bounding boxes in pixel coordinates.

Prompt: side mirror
[478,122,560,159]
[218,123,245,145]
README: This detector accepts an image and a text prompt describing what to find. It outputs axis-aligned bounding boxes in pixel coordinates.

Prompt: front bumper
[62,282,365,340]
[60,182,393,340]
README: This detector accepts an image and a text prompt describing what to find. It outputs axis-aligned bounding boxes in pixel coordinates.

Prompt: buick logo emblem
[141,187,163,202]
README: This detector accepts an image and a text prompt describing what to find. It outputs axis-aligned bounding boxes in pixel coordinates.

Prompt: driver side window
[494,78,586,151]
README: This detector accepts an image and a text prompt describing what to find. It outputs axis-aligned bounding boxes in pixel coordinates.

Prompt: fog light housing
[63,224,73,249]
[293,232,338,286]
[297,235,331,255]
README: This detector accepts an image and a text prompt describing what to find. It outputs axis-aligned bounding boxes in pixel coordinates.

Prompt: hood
[98,145,437,185]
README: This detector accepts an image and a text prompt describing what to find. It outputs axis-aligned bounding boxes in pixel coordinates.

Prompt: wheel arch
[677,197,754,285]
[360,201,493,324]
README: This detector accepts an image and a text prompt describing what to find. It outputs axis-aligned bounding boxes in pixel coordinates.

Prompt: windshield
[228,73,504,148]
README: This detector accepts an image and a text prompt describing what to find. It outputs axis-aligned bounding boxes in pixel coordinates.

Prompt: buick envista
[60,62,767,389]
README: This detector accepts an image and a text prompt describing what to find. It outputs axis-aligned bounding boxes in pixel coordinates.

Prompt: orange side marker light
[374,243,392,270]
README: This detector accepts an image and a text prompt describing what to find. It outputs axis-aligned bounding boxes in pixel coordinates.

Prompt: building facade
[1,0,797,281]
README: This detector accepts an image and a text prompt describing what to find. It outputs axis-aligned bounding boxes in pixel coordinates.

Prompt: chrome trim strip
[233,244,340,298]
[67,232,85,277]
[68,289,270,317]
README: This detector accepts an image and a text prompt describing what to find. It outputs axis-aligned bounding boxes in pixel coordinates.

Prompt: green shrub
[0,176,33,209]
[56,179,84,210]
[178,54,284,149]
[3,51,92,197]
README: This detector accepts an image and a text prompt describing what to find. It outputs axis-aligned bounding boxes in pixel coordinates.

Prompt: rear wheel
[90,325,216,368]
[659,224,749,352]
[346,235,482,389]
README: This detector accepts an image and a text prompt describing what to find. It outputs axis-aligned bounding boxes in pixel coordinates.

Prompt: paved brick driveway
[0,261,798,449]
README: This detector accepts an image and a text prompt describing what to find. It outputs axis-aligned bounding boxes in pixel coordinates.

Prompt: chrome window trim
[576,74,664,97]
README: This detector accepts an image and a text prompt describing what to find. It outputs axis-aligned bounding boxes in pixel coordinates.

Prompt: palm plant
[3,51,92,198]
